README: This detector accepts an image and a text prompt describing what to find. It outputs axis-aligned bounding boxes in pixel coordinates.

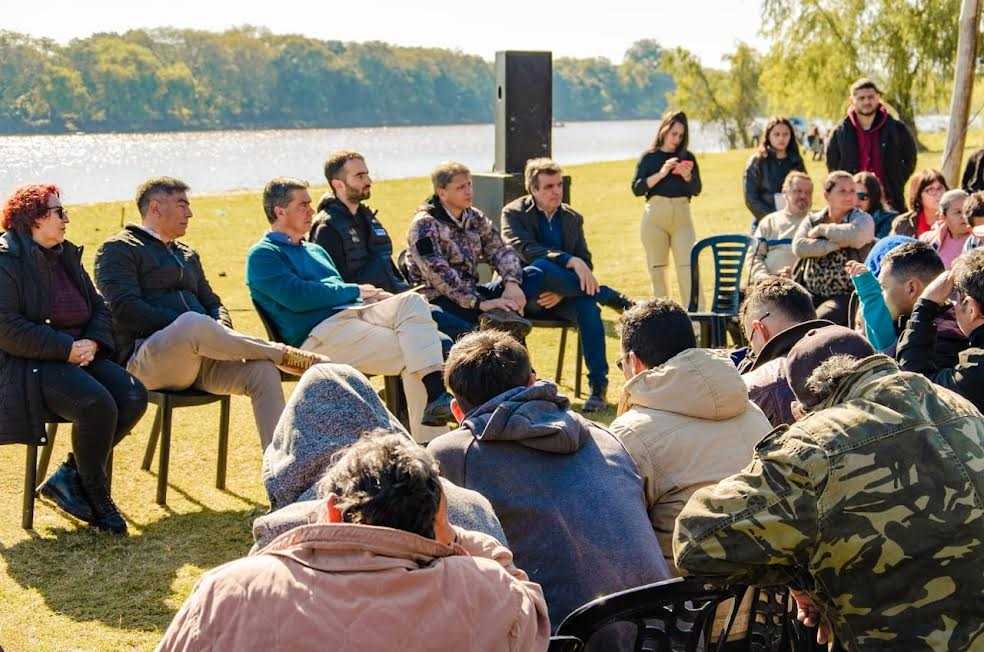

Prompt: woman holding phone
[631,110,702,306]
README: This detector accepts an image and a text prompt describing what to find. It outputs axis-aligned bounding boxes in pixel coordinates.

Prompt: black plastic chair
[689,235,753,348]
[554,577,822,652]
[251,299,409,427]
[530,318,584,398]
[140,388,231,506]
[23,421,114,529]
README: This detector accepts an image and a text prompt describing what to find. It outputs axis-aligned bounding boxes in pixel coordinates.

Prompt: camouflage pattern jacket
[673,355,984,652]
[405,196,523,310]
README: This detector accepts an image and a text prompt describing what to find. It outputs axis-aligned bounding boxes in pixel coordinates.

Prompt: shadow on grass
[1,505,264,632]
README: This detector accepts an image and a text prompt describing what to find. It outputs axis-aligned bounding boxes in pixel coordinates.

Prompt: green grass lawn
[0,131,971,650]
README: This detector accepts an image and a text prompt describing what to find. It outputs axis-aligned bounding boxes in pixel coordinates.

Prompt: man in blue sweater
[246,178,453,442]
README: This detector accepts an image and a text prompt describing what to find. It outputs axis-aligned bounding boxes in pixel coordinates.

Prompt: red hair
[2,184,60,233]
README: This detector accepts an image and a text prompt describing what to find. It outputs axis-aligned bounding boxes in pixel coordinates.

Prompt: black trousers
[40,358,148,487]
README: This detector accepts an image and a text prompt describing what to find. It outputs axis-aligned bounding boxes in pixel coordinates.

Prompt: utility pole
[941,0,982,186]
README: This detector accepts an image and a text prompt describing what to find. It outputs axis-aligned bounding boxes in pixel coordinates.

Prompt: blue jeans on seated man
[431,265,545,327]
[525,258,614,393]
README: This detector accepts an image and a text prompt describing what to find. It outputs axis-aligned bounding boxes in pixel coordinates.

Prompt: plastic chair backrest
[689,234,753,314]
[252,299,285,344]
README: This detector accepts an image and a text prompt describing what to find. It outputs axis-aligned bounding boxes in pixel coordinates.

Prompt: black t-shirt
[631,149,702,199]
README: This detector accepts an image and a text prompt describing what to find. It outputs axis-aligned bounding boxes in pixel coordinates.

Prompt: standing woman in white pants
[631,111,702,306]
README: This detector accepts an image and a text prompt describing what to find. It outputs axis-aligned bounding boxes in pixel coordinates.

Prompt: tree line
[0,28,673,135]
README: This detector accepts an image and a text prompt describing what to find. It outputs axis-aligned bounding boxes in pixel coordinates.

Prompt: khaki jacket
[610,348,773,571]
[158,523,550,652]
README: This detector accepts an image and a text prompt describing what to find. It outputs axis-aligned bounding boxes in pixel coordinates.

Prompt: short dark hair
[316,431,443,539]
[262,177,309,223]
[850,78,881,95]
[444,331,532,413]
[618,299,696,368]
[431,161,471,191]
[964,191,984,224]
[906,169,949,214]
[740,276,816,326]
[324,150,365,188]
[952,248,984,308]
[881,241,945,284]
[136,177,190,217]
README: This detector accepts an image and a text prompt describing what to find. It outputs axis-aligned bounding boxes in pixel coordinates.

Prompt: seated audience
[610,299,772,568]
[890,169,948,237]
[1,185,147,535]
[853,171,897,239]
[738,278,828,426]
[405,161,543,340]
[960,144,984,193]
[848,242,965,363]
[246,178,453,442]
[963,191,984,253]
[675,326,984,652]
[897,248,984,412]
[749,171,813,283]
[255,362,506,551]
[159,432,550,652]
[742,116,807,224]
[920,189,970,268]
[501,157,633,411]
[428,330,671,633]
[792,170,875,325]
[309,150,470,342]
[95,177,320,450]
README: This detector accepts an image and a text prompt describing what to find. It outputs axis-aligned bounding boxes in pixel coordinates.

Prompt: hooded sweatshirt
[609,348,772,571]
[427,381,671,631]
[255,363,507,549]
[849,105,889,184]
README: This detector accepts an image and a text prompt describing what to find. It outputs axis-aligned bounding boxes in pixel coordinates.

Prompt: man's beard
[346,186,370,203]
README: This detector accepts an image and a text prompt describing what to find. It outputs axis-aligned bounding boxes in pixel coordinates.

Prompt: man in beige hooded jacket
[157,433,550,652]
[610,299,773,570]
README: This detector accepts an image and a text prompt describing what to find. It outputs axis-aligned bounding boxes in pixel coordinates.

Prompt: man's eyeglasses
[856,192,869,200]
[47,206,69,220]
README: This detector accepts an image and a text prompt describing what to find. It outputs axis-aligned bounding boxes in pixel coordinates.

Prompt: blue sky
[0,0,768,66]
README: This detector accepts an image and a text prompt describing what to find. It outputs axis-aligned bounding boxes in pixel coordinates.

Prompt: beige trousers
[640,196,696,307]
[301,292,447,443]
[126,312,287,449]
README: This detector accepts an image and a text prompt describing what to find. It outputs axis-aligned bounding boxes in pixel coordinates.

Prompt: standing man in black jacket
[502,158,634,411]
[897,248,984,412]
[310,150,472,342]
[95,177,327,449]
[826,78,917,212]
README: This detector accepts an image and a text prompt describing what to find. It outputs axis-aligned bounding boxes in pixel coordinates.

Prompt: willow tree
[760,0,961,148]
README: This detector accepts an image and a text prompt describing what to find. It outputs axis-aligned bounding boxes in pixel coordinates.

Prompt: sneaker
[277,347,331,377]
[582,385,609,413]
[36,456,94,522]
[421,391,454,426]
[479,308,533,341]
[83,481,128,536]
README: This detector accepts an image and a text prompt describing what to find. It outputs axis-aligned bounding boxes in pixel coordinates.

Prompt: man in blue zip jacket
[246,177,453,443]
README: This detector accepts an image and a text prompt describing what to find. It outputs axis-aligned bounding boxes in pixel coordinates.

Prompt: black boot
[421,391,454,426]
[582,384,609,413]
[600,291,636,314]
[36,454,94,522]
[82,481,128,536]
[478,308,533,341]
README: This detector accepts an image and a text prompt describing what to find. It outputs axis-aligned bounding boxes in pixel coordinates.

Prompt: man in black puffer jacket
[826,78,917,212]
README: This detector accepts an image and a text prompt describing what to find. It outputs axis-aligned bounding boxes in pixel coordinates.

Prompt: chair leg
[574,331,583,399]
[23,445,38,530]
[216,396,230,490]
[156,396,172,506]
[383,375,409,428]
[37,423,59,481]
[555,327,568,384]
[699,321,711,348]
[141,406,163,471]
[106,448,113,494]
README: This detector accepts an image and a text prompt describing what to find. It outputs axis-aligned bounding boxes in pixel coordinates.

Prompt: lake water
[0,115,949,204]
[0,119,729,204]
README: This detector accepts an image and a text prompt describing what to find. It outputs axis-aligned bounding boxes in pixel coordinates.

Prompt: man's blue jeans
[526,258,613,391]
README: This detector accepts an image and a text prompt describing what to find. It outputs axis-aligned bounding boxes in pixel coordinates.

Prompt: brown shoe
[277,347,331,377]
[478,308,533,341]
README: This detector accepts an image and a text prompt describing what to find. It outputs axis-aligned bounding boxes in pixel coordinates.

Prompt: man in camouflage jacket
[405,162,543,338]
[674,327,984,651]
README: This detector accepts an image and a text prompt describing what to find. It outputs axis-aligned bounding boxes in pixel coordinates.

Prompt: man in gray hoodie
[427,331,671,636]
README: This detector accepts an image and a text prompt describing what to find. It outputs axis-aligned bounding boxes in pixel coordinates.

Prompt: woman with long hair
[631,110,702,306]
[853,171,897,238]
[743,116,806,224]
[890,169,949,237]
[0,184,147,534]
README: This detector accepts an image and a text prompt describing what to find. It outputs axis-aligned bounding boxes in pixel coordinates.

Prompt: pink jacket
[157,523,550,652]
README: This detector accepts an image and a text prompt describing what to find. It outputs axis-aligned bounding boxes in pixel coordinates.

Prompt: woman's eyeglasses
[47,206,69,220]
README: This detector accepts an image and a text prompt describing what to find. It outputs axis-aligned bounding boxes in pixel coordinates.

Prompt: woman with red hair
[0,184,147,535]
